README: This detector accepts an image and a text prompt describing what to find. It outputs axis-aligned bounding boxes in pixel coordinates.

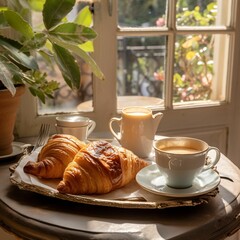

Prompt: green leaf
[37,49,53,65]
[3,10,34,39]
[0,35,23,49]
[0,7,8,11]
[79,41,94,53]
[52,43,81,89]
[0,55,17,95]
[0,37,39,70]
[49,22,97,45]
[21,32,47,51]
[49,35,104,81]
[0,11,8,27]
[28,0,46,11]
[26,71,59,103]
[29,86,46,103]
[8,0,29,11]
[74,6,92,27]
[43,0,75,30]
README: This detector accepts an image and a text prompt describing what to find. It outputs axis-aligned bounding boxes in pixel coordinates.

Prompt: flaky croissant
[23,134,86,178]
[57,140,148,195]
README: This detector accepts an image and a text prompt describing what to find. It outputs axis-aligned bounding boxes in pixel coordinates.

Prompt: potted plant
[0,0,104,156]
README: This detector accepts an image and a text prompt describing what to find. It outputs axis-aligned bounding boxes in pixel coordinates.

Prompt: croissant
[57,140,148,195]
[23,134,86,179]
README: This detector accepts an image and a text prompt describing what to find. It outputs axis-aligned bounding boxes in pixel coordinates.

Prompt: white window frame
[16,0,240,163]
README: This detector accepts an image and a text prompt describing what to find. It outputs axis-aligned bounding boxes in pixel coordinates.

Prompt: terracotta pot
[0,85,25,156]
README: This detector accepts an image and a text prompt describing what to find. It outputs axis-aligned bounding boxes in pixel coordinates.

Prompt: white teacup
[56,115,96,141]
[109,107,163,158]
[153,137,221,189]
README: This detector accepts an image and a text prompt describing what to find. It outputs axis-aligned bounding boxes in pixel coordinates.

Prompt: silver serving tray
[9,150,218,209]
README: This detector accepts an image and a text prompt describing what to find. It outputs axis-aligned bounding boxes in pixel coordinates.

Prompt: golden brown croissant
[57,140,148,195]
[23,134,86,178]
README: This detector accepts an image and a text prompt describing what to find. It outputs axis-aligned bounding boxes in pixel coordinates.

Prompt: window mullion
[168,0,177,30]
[165,32,175,109]
[165,0,177,109]
[92,0,118,132]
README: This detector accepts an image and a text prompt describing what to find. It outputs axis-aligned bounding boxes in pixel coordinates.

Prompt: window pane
[176,0,232,27]
[118,0,167,27]
[173,34,229,103]
[117,36,165,99]
[38,60,93,114]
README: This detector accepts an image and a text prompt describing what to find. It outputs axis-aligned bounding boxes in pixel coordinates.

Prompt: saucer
[136,164,220,198]
[0,142,25,160]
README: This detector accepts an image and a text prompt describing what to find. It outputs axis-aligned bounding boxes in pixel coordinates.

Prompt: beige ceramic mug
[154,137,221,188]
[109,107,163,158]
[56,115,96,141]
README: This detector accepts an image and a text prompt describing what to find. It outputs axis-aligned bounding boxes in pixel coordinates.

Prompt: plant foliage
[0,0,104,103]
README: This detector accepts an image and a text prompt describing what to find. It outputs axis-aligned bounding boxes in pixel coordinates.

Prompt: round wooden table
[0,149,239,240]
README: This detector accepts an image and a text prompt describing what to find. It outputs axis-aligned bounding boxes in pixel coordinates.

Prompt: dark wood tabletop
[0,151,239,240]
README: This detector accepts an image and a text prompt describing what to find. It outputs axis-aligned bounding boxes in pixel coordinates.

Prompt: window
[17,0,238,139]
[116,0,232,106]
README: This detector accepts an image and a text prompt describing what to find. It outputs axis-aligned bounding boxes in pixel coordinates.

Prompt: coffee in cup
[154,137,220,188]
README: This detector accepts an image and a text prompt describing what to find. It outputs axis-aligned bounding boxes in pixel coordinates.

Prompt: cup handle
[87,120,96,136]
[152,112,163,133]
[153,112,163,120]
[109,117,121,142]
[203,146,221,171]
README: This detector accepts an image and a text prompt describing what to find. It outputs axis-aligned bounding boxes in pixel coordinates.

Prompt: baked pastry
[57,140,148,195]
[23,134,86,178]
